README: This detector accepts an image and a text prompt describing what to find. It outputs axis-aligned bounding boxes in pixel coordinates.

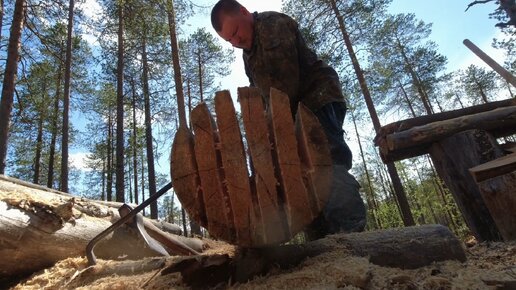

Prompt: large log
[375,102,516,162]
[164,225,467,287]
[170,87,332,247]
[429,130,502,241]
[375,98,516,142]
[386,106,516,153]
[0,176,203,280]
[239,87,287,244]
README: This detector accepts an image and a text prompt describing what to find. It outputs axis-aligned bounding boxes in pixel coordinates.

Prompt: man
[211,0,366,239]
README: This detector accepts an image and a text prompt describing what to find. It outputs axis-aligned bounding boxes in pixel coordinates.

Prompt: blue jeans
[305,102,367,240]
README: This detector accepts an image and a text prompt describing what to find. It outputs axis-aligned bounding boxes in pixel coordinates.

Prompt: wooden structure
[375,99,516,241]
[171,87,333,247]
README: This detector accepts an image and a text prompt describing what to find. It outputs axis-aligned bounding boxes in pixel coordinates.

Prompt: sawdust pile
[12,239,516,290]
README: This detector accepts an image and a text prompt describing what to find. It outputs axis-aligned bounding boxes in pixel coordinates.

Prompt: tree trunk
[0,0,25,174]
[167,224,466,288]
[33,114,44,184]
[197,48,203,102]
[399,80,417,117]
[166,0,186,127]
[115,0,125,202]
[0,0,4,41]
[141,37,158,218]
[328,0,415,226]
[131,79,139,204]
[60,0,74,193]
[106,109,113,201]
[429,129,502,241]
[48,57,63,189]
[350,109,379,229]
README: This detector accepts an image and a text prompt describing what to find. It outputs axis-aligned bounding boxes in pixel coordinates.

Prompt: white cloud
[70,152,93,171]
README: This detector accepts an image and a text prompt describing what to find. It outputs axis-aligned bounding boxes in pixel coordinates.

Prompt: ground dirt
[10,237,516,290]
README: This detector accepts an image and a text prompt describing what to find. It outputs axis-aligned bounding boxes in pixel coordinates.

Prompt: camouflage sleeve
[243,55,255,86]
[255,15,301,109]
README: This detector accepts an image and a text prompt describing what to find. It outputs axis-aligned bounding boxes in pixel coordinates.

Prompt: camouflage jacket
[243,11,345,114]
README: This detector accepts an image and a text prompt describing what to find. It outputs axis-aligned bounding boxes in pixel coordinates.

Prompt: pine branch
[465,0,496,12]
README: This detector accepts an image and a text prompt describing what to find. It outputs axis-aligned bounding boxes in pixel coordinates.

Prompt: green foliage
[179,27,234,109]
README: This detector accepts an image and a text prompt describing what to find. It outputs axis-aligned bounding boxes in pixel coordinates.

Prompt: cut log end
[171,87,333,247]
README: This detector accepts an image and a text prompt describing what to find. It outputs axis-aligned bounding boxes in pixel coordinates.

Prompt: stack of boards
[171,87,333,247]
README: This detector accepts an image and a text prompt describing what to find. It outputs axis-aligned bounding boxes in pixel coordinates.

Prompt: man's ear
[240,6,250,16]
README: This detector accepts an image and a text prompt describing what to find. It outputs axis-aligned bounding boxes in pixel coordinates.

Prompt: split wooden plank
[469,152,516,183]
[191,104,233,242]
[215,90,257,246]
[268,88,313,234]
[238,87,288,245]
[170,126,206,227]
[294,102,333,217]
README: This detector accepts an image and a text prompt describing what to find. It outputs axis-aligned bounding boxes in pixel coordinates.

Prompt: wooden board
[238,87,287,244]
[476,171,516,241]
[191,104,233,241]
[170,126,206,227]
[469,152,516,182]
[214,91,256,246]
[268,88,313,234]
[171,87,333,247]
[295,102,333,217]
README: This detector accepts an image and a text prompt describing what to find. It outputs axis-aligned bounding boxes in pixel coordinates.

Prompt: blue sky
[71,0,508,177]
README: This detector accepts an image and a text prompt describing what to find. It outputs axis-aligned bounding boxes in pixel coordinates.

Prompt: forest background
[0,0,514,237]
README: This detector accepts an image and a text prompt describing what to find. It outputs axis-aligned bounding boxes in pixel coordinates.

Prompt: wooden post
[428,130,502,241]
[471,162,516,241]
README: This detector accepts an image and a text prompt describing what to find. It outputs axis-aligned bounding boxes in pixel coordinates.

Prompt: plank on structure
[268,88,313,234]
[238,87,287,245]
[475,171,516,241]
[171,126,206,227]
[294,102,333,217]
[215,90,257,246]
[469,152,516,183]
[191,104,233,242]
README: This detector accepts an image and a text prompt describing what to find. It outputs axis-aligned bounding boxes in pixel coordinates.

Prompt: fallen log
[0,175,204,280]
[162,224,467,287]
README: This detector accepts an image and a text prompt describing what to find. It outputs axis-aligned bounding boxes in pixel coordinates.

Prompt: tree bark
[106,109,113,201]
[385,106,516,153]
[60,0,74,193]
[376,98,516,140]
[130,79,139,205]
[166,224,466,288]
[429,130,502,241]
[474,169,516,241]
[141,37,157,218]
[48,56,63,189]
[115,0,125,202]
[0,0,25,174]
[33,114,44,184]
[0,175,201,280]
